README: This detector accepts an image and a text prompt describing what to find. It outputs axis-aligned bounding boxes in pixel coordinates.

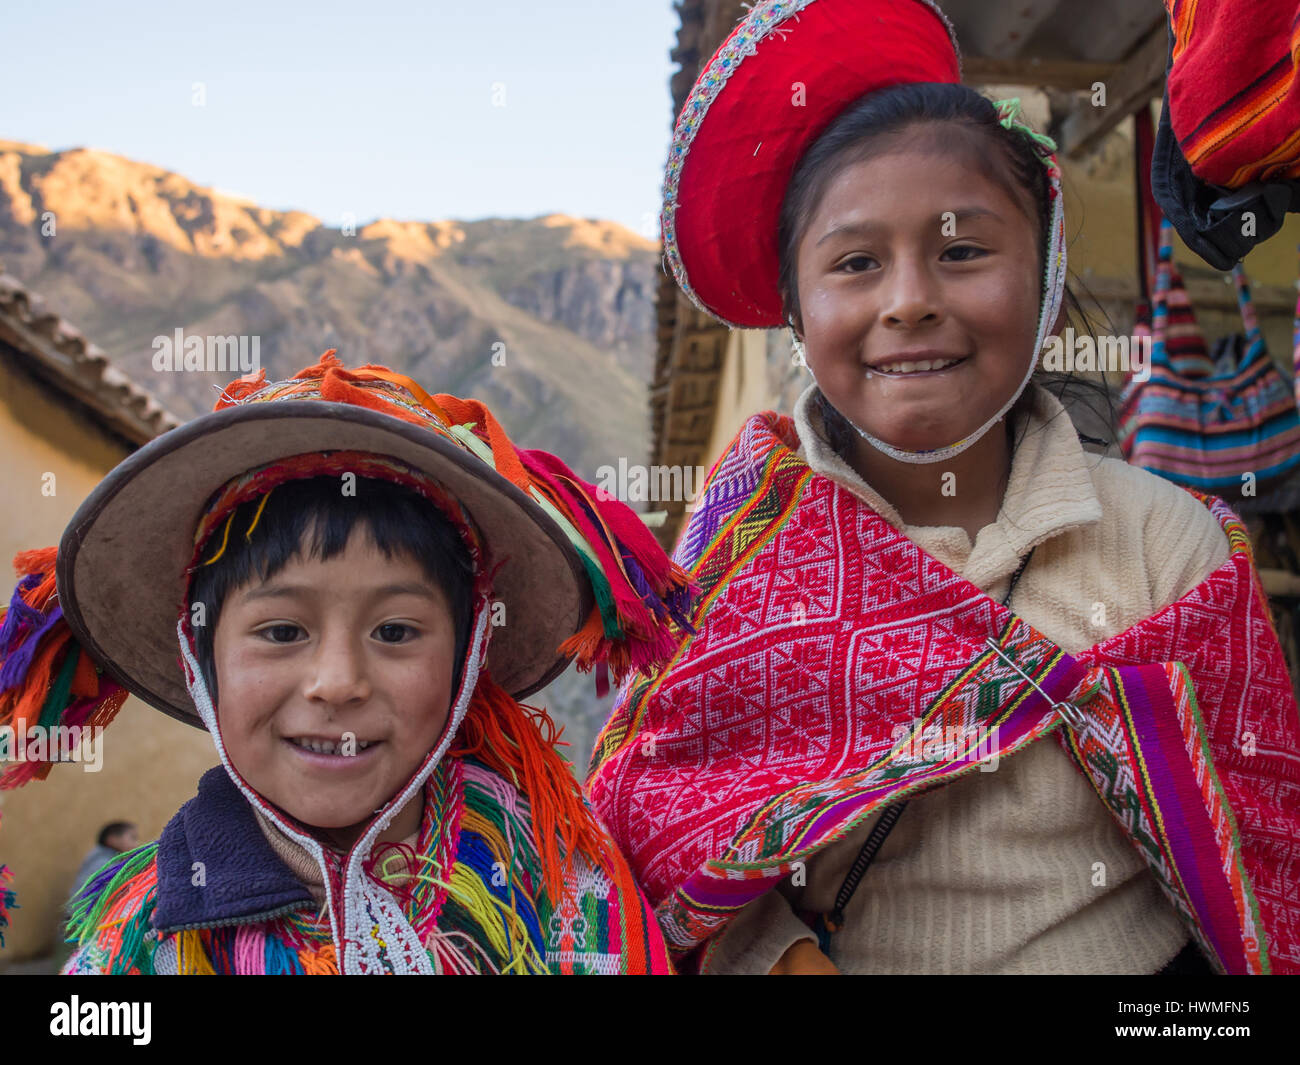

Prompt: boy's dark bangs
[188,476,475,704]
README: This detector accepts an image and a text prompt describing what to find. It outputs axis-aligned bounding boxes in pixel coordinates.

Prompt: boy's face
[212,527,458,846]
[108,826,139,852]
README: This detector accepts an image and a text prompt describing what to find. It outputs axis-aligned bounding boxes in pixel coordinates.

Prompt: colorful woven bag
[1132,110,1215,382]
[1118,218,1300,496]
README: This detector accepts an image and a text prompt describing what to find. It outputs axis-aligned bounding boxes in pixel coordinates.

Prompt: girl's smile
[865,352,969,376]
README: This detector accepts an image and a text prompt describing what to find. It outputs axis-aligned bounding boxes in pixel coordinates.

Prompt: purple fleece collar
[153,766,315,934]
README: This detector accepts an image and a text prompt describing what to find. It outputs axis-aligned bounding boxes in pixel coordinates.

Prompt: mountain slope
[0,139,664,762]
[0,140,658,480]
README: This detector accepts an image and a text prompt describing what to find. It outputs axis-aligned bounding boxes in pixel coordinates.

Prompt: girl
[588,0,1300,975]
[0,353,684,974]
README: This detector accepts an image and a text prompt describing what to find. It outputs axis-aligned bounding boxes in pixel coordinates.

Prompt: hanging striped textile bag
[1118,218,1300,496]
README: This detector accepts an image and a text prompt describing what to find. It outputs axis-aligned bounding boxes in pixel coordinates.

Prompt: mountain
[0,140,658,482]
[0,139,663,765]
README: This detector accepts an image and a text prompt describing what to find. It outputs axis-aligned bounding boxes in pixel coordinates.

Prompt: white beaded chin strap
[805,113,1067,466]
[176,599,491,975]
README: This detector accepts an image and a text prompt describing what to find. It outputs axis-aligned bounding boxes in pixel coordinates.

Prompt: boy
[0,352,687,974]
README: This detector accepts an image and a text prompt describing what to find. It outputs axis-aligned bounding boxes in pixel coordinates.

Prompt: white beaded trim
[660,0,962,327]
[176,598,491,975]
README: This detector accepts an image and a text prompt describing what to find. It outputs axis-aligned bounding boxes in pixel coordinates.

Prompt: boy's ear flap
[1049,303,1067,337]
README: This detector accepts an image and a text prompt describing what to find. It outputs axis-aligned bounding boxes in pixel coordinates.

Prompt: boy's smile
[212,529,459,851]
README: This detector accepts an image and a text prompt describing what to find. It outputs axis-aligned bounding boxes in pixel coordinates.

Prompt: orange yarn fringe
[450,674,613,898]
[298,942,339,975]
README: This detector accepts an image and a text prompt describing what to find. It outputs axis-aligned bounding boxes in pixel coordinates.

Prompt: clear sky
[4,1,681,238]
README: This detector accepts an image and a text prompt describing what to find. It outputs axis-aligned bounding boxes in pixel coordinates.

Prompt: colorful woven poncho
[65,749,671,975]
[588,411,1300,974]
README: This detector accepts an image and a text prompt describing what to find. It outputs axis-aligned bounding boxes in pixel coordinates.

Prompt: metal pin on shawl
[983,637,1088,731]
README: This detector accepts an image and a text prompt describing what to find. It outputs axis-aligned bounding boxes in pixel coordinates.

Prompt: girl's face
[212,529,458,847]
[792,134,1042,453]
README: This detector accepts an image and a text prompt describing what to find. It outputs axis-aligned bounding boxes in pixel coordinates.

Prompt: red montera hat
[662,0,961,329]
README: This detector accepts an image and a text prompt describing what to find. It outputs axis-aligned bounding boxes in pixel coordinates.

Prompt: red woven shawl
[588,411,1300,974]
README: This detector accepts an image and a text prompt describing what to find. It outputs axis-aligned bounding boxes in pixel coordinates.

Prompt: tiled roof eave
[0,268,181,448]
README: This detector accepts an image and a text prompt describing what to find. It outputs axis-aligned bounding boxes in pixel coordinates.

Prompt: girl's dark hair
[776,81,1116,460]
[188,476,475,707]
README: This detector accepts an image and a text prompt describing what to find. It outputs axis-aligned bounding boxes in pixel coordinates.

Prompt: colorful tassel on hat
[0,547,129,789]
[435,401,696,672]
[517,449,695,678]
[402,376,696,681]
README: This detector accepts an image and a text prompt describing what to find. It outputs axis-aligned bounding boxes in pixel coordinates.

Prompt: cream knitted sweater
[702,384,1231,975]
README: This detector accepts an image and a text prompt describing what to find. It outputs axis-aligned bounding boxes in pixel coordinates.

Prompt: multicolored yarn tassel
[0,548,129,789]
[450,673,613,901]
[66,843,160,974]
[430,393,696,683]
[519,448,695,678]
[176,929,216,975]
[442,793,549,974]
[0,864,15,947]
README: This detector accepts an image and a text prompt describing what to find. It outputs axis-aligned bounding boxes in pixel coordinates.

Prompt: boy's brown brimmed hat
[0,352,694,760]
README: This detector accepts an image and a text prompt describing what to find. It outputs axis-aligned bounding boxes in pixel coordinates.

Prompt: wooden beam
[1079,275,1299,314]
[1260,567,1300,598]
[1056,22,1167,159]
[963,56,1120,92]
[957,1,1059,62]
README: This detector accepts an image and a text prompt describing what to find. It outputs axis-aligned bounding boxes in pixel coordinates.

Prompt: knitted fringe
[176,929,215,975]
[66,843,159,974]
[450,675,613,901]
[297,942,338,974]
[439,837,547,974]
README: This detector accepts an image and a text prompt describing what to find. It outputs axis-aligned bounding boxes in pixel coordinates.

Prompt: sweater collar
[153,766,429,932]
[792,383,1104,587]
[153,766,314,933]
